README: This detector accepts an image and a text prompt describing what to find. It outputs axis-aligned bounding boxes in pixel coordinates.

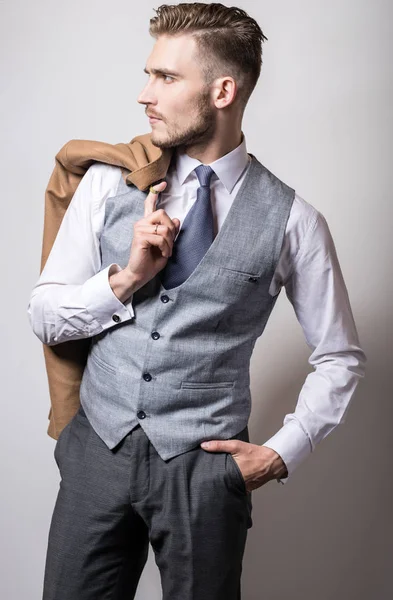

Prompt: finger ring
[150,186,158,194]
[154,223,159,234]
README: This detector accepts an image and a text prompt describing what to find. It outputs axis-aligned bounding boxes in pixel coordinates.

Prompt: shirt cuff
[81,263,135,329]
[261,420,312,485]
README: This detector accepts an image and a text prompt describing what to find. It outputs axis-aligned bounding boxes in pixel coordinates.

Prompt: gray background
[1,0,391,598]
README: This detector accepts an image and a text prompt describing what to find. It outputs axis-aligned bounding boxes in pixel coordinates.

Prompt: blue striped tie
[160,164,215,290]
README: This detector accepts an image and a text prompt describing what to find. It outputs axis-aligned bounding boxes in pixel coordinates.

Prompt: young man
[28,3,366,599]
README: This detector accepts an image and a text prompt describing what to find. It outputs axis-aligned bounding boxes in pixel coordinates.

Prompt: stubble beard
[150,89,216,151]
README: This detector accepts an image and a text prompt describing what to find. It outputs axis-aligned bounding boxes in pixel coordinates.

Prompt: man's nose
[137,83,155,105]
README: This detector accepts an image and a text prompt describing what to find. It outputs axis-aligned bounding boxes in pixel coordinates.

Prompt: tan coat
[40,132,174,439]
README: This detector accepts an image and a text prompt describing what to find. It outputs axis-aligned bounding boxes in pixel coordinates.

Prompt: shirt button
[112,314,121,322]
[248,277,258,283]
[161,295,170,303]
[137,410,146,419]
[143,373,152,381]
[151,331,160,340]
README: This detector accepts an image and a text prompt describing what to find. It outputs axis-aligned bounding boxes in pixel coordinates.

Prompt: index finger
[144,181,167,218]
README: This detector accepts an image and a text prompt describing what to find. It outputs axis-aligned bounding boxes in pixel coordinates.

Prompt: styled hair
[149,2,268,112]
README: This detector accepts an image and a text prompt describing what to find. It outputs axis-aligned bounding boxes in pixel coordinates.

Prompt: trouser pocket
[226,451,247,494]
[54,420,72,469]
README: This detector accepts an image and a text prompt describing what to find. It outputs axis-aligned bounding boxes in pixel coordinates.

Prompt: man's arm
[27,163,137,346]
[262,209,367,484]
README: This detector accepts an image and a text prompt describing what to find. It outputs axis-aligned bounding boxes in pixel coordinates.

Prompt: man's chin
[149,135,177,150]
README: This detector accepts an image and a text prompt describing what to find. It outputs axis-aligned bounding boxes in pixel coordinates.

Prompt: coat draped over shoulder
[40,133,173,439]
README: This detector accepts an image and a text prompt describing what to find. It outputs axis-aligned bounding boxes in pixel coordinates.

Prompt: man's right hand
[109,181,180,302]
[122,181,180,291]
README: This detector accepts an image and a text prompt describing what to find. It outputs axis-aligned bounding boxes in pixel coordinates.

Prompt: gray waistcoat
[79,153,295,460]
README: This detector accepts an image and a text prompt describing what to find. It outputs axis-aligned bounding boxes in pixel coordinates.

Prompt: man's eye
[163,75,174,82]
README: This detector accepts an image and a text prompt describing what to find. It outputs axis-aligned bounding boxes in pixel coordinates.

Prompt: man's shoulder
[86,161,123,180]
[289,191,321,237]
[83,162,124,198]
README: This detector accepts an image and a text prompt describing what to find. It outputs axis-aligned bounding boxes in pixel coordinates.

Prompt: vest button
[248,277,258,283]
[112,314,121,322]
[151,331,160,340]
[161,294,170,303]
[137,410,146,419]
[143,373,152,381]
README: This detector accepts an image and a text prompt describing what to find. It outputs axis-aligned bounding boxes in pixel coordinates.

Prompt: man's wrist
[261,445,288,479]
[109,267,143,303]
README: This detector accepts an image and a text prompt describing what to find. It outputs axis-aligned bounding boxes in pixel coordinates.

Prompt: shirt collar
[174,131,250,194]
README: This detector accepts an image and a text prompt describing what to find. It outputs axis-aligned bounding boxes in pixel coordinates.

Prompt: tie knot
[194,164,214,187]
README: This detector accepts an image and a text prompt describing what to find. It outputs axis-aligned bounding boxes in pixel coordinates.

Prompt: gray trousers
[42,404,253,600]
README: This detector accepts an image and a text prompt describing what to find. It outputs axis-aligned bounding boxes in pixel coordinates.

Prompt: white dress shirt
[27,134,367,484]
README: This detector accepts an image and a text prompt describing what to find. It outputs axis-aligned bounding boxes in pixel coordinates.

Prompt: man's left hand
[200,439,288,491]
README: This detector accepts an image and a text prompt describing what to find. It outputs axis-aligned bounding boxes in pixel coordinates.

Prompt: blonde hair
[149,2,268,112]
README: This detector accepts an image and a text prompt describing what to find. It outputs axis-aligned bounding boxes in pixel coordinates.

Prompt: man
[28,3,366,599]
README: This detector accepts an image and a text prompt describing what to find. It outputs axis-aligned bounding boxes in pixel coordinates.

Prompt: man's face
[137,34,216,149]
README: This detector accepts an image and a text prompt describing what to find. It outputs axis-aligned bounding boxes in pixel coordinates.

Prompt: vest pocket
[180,381,234,389]
[218,266,260,285]
[216,266,262,306]
[90,351,117,375]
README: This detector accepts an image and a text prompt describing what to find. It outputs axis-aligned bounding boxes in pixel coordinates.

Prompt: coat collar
[55,132,174,192]
[55,130,249,193]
